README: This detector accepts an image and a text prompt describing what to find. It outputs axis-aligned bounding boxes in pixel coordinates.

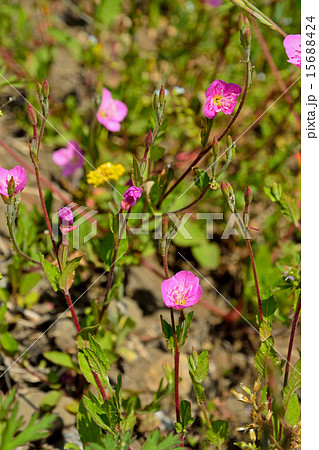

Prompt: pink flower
[58,207,79,235]
[0,166,27,198]
[161,271,203,310]
[283,34,301,68]
[52,141,84,177]
[204,79,242,119]
[96,88,128,132]
[120,186,142,210]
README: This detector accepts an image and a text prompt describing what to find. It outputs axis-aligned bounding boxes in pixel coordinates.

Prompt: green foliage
[39,252,60,292]
[188,348,209,405]
[0,387,56,450]
[44,351,79,371]
[175,400,194,434]
[142,429,181,449]
[206,420,230,448]
[58,256,82,291]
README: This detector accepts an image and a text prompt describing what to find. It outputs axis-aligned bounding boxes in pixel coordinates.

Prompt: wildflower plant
[0,0,301,448]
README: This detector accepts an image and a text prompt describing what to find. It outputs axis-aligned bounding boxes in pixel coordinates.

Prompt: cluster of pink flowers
[161,271,203,310]
[0,166,27,198]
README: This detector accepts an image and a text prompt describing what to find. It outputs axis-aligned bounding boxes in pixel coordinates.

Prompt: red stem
[65,290,81,333]
[93,372,107,401]
[284,296,301,387]
[170,307,181,423]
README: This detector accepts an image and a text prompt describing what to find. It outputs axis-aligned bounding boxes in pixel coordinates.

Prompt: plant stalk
[283,295,301,387]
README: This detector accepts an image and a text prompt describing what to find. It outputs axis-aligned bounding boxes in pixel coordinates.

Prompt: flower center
[171,284,190,306]
[212,95,223,106]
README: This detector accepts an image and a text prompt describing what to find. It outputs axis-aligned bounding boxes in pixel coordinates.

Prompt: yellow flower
[87,162,125,188]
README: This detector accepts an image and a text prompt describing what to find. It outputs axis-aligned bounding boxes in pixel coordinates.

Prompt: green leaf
[101,233,114,267]
[149,146,165,162]
[0,331,18,355]
[64,444,81,450]
[95,0,123,26]
[39,252,60,292]
[19,273,42,295]
[142,429,181,449]
[254,338,282,378]
[77,399,101,445]
[284,392,300,426]
[82,394,113,433]
[206,420,230,447]
[282,359,301,414]
[5,413,56,449]
[193,168,210,192]
[44,351,78,371]
[132,155,143,187]
[191,242,220,270]
[177,311,194,348]
[177,400,194,433]
[160,315,174,351]
[281,193,300,227]
[261,293,277,319]
[40,390,62,412]
[58,256,82,292]
[194,350,209,383]
[189,372,206,404]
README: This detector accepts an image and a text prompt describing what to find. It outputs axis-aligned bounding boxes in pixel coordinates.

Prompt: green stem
[283,295,301,388]
[99,208,130,323]
[6,203,41,266]
[200,402,211,427]
[170,307,181,423]
[245,237,263,323]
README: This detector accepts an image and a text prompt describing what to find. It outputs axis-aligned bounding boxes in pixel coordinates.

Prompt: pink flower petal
[283,34,301,68]
[206,79,227,98]
[100,88,112,110]
[103,119,121,132]
[110,100,128,122]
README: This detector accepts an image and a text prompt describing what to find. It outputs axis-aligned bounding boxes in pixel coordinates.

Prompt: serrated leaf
[82,395,113,433]
[194,351,209,383]
[206,420,229,446]
[58,256,82,291]
[39,252,60,292]
[254,338,282,378]
[282,359,301,414]
[261,294,277,318]
[189,372,206,404]
[281,193,300,226]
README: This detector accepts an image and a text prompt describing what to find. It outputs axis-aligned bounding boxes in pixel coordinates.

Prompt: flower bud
[27,103,37,127]
[226,135,232,149]
[212,136,219,159]
[153,92,159,111]
[245,27,251,47]
[144,130,153,149]
[37,81,43,101]
[59,207,74,226]
[42,78,49,99]
[159,85,165,106]
[221,181,236,213]
[244,185,252,206]
[238,13,244,31]
[7,176,15,198]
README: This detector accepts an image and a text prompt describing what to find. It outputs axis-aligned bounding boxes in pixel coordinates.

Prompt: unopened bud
[212,136,219,159]
[221,181,236,213]
[244,185,252,206]
[238,13,244,31]
[226,135,232,149]
[42,78,49,99]
[37,81,43,101]
[153,92,159,111]
[159,85,165,105]
[8,177,15,197]
[144,130,153,149]
[245,27,251,46]
[27,103,37,127]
